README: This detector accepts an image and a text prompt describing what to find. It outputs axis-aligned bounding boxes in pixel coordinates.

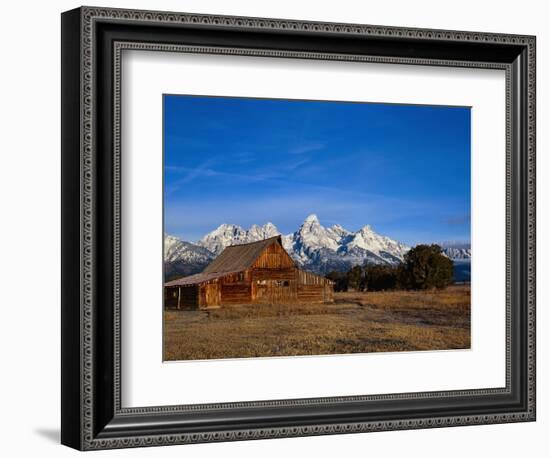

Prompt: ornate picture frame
[61,6,536,450]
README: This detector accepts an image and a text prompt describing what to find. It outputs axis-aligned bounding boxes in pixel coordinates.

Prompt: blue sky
[164,95,471,246]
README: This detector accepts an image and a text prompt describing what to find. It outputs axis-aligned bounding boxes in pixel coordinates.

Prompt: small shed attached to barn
[164,236,334,309]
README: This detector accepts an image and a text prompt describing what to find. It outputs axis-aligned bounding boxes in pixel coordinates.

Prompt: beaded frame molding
[61,6,536,451]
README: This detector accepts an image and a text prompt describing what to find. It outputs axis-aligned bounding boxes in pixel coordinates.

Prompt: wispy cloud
[282,157,311,171]
[165,162,278,194]
[165,160,218,178]
[164,159,217,195]
[289,142,326,155]
[166,154,314,192]
[163,94,471,245]
[164,186,448,243]
[233,152,257,164]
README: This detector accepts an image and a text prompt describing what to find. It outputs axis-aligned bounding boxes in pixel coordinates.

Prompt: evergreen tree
[347,265,366,291]
[364,264,399,291]
[399,244,453,290]
[325,271,348,292]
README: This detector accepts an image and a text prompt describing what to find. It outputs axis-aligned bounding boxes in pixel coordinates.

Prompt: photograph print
[163,95,471,362]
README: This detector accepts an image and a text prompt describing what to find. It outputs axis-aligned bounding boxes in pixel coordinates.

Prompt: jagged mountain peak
[165,215,467,277]
[330,223,348,232]
[359,224,373,233]
[286,216,410,272]
[299,214,323,232]
[327,224,352,241]
[248,222,280,240]
[194,215,412,269]
[211,223,244,233]
[304,213,320,223]
[163,234,215,280]
[442,246,472,260]
[197,221,282,255]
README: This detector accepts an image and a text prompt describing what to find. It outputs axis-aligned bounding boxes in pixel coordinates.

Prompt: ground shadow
[35,428,59,443]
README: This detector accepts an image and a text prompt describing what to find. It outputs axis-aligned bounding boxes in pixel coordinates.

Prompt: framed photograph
[61,6,536,450]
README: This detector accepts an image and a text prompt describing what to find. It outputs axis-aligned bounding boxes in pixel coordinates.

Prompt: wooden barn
[164,236,334,309]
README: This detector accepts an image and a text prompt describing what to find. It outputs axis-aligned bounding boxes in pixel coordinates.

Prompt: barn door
[255,282,268,303]
[204,283,220,307]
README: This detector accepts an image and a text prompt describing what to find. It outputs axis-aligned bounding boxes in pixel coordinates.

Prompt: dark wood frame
[61,6,536,450]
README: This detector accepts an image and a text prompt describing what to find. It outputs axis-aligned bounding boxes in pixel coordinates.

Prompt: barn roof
[164,270,240,287]
[164,236,287,287]
[203,235,287,274]
[164,236,335,287]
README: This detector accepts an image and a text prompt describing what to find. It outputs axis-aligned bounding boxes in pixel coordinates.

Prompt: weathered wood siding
[297,270,334,303]
[220,284,252,304]
[217,271,251,305]
[164,238,334,308]
[251,241,296,269]
[248,242,299,304]
[252,279,298,304]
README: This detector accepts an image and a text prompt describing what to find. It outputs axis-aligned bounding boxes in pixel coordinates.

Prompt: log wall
[220,284,251,304]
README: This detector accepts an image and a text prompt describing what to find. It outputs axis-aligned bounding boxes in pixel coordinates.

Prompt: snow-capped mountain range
[164,214,471,279]
[439,246,471,260]
[280,214,411,273]
[164,235,214,279]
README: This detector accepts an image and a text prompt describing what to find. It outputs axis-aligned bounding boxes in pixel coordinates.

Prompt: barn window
[238,272,244,281]
[282,281,290,287]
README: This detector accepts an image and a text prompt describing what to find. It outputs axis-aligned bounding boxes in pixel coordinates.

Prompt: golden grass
[163,285,470,361]
[337,285,470,310]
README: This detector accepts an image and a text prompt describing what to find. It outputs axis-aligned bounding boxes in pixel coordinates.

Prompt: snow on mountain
[164,235,214,280]
[248,222,280,241]
[197,222,279,255]
[342,225,410,264]
[283,214,341,260]
[165,216,472,279]
[439,242,471,282]
[166,215,411,275]
[277,215,408,272]
[442,247,472,260]
[440,242,472,260]
[164,234,213,263]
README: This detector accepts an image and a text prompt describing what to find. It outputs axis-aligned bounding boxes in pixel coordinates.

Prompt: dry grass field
[163,285,470,361]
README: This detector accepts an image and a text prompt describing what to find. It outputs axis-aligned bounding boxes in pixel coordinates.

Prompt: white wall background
[0,0,545,456]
